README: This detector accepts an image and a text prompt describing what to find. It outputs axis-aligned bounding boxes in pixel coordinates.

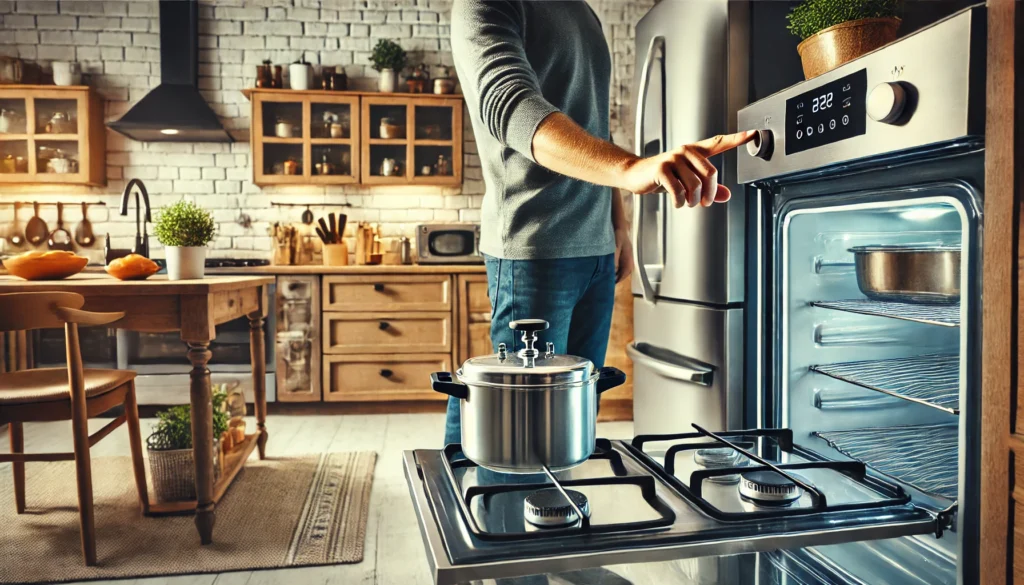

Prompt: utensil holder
[322,242,349,266]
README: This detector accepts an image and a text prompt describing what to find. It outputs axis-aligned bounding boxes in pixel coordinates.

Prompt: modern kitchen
[0,0,1020,584]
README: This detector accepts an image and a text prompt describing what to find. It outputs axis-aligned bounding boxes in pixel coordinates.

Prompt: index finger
[691,130,758,157]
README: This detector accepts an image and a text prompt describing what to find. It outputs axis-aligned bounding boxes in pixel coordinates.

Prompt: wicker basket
[149,439,222,502]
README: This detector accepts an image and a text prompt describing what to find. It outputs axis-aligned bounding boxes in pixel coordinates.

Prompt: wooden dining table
[0,273,275,545]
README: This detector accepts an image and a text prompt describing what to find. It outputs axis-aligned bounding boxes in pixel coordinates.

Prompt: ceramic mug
[52,61,81,86]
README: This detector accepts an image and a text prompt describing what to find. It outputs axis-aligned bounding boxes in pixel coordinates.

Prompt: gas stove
[404,425,953,585]
[151,258,271,269]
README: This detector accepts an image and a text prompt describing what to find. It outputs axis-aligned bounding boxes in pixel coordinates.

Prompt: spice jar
[380,117,404,139]
[255,61,272,88]
[282,158,299,175]
[320,66,336,90]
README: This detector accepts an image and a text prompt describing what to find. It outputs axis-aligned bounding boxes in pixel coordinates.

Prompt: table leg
[248,312,268,459]
[187,342,216,545]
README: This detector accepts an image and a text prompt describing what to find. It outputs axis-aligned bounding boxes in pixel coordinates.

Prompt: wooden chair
[0,292,148,566]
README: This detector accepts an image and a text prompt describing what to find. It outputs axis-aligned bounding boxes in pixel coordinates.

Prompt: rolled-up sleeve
[451,0,558,161]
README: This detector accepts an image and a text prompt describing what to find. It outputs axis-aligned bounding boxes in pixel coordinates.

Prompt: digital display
[786,69,867,155]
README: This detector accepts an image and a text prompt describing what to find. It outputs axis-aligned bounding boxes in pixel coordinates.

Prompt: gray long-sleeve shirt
[451,0,615,260]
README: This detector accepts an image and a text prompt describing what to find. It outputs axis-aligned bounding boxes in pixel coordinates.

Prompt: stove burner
[523,488,590,528]
[738,470,803,507]
[694,447,746,484]
[205,258,271,268]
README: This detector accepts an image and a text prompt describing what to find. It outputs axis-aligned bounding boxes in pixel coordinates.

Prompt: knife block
[322,242,349,266]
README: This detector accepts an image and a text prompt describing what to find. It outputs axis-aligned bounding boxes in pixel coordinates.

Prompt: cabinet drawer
[466,321,492,358]
[323,312,450,354]
[323,275,451,312]
[323,353,450,402]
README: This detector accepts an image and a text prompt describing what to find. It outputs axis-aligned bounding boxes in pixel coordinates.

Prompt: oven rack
[810,354,960,414]
[811,299,960,328]
[813,424,958,500]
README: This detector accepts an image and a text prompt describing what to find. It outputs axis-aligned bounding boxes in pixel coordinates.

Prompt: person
[445,0,755,449]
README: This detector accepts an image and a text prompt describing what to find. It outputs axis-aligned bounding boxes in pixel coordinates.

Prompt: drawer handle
[379,321,390,331]
[380,368,393,378]
[373,283,385,292]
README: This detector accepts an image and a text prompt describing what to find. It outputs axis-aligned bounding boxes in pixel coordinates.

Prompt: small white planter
[377,68,398,93]
[165,246,207,280]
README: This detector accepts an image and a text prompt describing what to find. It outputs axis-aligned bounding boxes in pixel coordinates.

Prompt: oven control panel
[785,69,867,155]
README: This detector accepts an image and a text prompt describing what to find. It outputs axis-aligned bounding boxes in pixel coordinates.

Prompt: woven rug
[0,451,377,583]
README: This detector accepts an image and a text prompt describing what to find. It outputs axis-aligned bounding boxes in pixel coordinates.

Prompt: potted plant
[788,0,901,79]
[369,39,406,93]
[153,199,216,280]
[146,388,230,502]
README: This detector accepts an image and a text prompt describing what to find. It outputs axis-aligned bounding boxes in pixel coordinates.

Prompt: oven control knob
[867,82,907,124]
[745,129,773,160]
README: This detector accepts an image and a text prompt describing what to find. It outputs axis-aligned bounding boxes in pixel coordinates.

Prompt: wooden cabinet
[360,95,462,185]
[455,274,492,364]
[245,89,461,187]
[248,89,360,186]
[323,353,450,402]
[0,85,104,186]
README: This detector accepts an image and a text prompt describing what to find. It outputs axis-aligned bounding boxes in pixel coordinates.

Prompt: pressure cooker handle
[509,319,550,332]
[431,372,468,399]
[595,366,627,394]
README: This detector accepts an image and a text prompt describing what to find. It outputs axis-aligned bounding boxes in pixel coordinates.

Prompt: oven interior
[771,185,978,584]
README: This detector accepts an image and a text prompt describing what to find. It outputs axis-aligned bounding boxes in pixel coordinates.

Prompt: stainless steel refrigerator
[630,0,750,436]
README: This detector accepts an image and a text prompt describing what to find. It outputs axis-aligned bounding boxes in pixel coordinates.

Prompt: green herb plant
[153,199,216,248]
[147,387,230,451]
[787,0,901,40]
[369,39,407,72]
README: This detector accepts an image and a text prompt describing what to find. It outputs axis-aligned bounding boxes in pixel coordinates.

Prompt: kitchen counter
[206,264,488,275]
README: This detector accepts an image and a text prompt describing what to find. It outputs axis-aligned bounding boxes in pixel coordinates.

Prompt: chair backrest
[0,292,85,332]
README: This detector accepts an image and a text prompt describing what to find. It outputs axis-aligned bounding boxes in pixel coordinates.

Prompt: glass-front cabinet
[250,90,360,186]
[0,86,105,186]
[360,95,463,186]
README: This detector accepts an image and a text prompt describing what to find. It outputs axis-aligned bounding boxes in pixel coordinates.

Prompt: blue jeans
[443,253,617,451]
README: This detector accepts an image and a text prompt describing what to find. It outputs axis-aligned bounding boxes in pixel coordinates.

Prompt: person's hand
[622,131,757,208]
[614,226,633,284]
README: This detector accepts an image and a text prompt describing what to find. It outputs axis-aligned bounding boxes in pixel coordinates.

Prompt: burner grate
[811,299,960,327]
[810,354,960,414]
[629,426,914,522]
[440,442,676,540]
[813,424,958,499]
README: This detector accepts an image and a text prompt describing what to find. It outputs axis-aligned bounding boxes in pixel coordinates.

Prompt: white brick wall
[0,0,651,258]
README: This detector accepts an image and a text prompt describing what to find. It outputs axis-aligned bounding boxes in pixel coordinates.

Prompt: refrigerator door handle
[634,35,665,304]
[627,342,714,387]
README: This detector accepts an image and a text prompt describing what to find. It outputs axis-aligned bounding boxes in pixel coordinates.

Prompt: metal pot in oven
[850,245,961,304]
[431,319,626,474]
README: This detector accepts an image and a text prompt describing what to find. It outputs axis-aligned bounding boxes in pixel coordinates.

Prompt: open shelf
[811,299,960,328]
[810,353,960,414]
[813,424,958,500]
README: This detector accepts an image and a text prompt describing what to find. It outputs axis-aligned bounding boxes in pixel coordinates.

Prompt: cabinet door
[308,96,359,184]
[411,98,462,186]
[275,275,321,402]
[456,274,491,364]
[361,96,411,184]
[253,94,306,185]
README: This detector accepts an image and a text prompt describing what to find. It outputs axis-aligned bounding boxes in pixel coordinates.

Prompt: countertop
[0,263,488,277]
[0,273,274,294]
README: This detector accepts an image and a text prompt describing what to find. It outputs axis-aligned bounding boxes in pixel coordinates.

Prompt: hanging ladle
[301,205,314,225]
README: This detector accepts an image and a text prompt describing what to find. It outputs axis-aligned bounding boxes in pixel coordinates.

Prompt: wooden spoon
[48,202,74,251]
[74,201,95,247]
[25,201,48,246]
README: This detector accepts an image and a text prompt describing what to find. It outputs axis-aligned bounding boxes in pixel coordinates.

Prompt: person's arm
[612,187,633,283]
[532,112,756,208]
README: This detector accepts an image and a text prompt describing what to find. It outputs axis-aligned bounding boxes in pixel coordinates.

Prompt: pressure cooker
[431,319,626,473]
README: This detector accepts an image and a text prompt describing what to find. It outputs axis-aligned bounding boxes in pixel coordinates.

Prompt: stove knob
[867,81,907,124]
[745,129,773,160]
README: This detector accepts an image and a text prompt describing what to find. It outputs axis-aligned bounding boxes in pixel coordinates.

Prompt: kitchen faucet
[104,178,152,263]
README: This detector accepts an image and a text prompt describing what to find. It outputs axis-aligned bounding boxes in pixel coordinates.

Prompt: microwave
[416,224,483,264]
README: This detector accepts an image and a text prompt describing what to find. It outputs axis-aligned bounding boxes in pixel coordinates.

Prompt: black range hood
[107,0,232,142]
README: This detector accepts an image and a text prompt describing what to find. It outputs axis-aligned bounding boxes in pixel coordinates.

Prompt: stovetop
[404,427,949,585]
[152,258,270,269]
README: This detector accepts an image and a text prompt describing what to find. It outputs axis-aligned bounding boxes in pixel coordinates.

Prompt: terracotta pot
[797,17,900,80]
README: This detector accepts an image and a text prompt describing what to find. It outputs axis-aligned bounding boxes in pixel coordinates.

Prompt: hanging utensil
[74,201,95,247]
[6,202,24,247]
[25,201,48,246]
[301,205,314,225]
[48,202,74,251]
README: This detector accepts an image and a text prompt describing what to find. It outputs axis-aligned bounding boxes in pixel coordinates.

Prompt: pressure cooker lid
[457,319,595,388]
